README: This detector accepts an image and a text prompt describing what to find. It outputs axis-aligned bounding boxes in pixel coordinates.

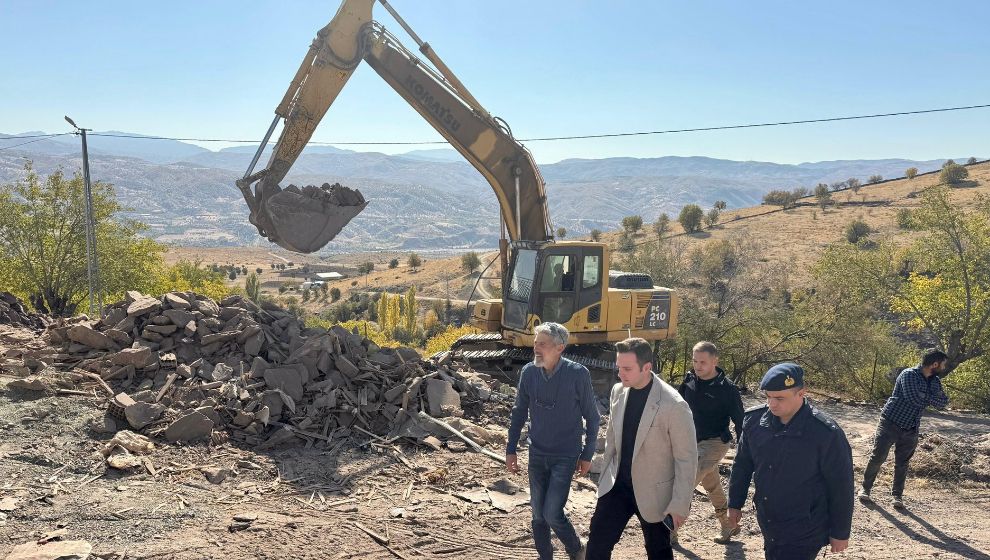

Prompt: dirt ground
[2,329,989,559]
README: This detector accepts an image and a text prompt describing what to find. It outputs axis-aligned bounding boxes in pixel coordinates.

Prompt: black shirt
[678,368,744,442]
[618,378,653,488]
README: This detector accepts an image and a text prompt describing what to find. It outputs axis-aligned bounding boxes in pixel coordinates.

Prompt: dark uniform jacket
[678,367,744,442]
[728,401,854,549]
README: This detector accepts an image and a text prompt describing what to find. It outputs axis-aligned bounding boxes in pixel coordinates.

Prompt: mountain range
[0,131,956,252]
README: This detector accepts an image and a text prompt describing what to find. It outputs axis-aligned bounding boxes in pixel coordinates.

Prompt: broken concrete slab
[124,401,166,430]
[164,411,214,443]
[67,325,112,349]
[263,368,304,403]
[111,347,153,367]
[425,378,461,417]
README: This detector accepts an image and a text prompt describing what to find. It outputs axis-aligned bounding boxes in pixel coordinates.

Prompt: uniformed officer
[726,363,855,560]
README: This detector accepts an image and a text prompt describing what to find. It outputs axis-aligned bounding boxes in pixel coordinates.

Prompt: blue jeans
[529,453,582,559]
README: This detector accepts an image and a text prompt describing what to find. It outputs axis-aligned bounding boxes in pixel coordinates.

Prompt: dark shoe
[857,488,873,504]
[892,496,905,509]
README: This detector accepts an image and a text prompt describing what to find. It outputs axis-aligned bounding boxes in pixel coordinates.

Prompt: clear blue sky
[2,0,988,164]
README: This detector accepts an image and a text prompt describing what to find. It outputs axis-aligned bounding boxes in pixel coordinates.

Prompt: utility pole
[64,116,103,316]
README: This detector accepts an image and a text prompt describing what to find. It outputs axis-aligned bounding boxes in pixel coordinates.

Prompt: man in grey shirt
[507,322,600,560]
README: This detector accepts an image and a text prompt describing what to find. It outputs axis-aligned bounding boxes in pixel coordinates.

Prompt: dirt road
[2,367,988,559]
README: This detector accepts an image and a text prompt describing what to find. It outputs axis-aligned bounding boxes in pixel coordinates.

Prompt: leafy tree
[967,156,979,165]
[404,285,418,335]
[868,174,883,184]
[791,186,809,199]
[388,258,399,269]
[302,288,311,302]
[270,263,276,270]
[713,200,727,211]
[357,261,374,286]
[704,207,721,228]
[829,181,847,192]
[589,229,602,242]
[653,213,671,243]
[0,164,166,315]
[678,204,704,233]
[763,189,794,207]
[461,251,481,273]
[407,252,423,271]
[555,227,567,239]
[940,163,969,185]
[245,272,261,302]
[228,269,237,281]
[618,231,635,252]
[845,219,872,244]
[905,167,918,180]
[819,187,990,378]
[320,283,329,299]
[621,215,644,233]
[847,178,861,193]
[329,286,341,302]
[895,208,916,230]
[814,183,833,210]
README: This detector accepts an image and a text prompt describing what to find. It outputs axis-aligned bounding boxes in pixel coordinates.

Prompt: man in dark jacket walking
[675,341,744,544]
[728,363,854,560]
[859,349,950,509]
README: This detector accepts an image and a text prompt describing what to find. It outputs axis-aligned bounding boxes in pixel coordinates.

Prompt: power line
[0,133,73,152]
[76,102,990,146]
[0,133,67,141]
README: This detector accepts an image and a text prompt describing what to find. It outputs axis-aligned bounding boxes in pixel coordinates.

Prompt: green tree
[704,207,721,229]
[228,269,237,281]
[407,253,423,271]
[848,178,862,193]
[814,183,833,210]
[388,258,399,269]
[678,204,704,233]
[905,167,919,180]
[618,231,635,253]
[320,283,329,300]
[763,189,795,207]
[713,200,727,211]
[820,187,990,378]
[895,208,916,230]
[967,156,979,165]
[245,272,261,302]
[0,164,166,315]
[653,213,671,243]
[302,288,311,302]
[939,163,969,185]
[330,286,341,302]
[845,219,872,244]
[461,251,481,273]
[868,174,883,184]
[590,229,602,242]
[621,215,644,233]
[556,227,567,239]
[357,261,374,286]
[404,285,418,335]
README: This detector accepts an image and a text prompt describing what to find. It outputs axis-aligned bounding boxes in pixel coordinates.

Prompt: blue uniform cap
[760,362,804,391]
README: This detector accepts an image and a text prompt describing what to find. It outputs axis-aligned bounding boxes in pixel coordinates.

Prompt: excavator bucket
[240,177,368,254]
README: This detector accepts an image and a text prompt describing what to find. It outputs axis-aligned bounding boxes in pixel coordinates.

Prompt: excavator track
[443,333,618,396]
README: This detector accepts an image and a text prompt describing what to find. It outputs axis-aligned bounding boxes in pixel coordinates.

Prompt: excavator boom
[237,0,552,253]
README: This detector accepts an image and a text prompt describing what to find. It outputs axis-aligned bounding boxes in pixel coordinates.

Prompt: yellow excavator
[236,0,678,377]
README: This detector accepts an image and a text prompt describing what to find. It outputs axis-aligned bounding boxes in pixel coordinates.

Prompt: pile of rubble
[3,290,509,462]
[0,292,50,331]
[912,432,990,483]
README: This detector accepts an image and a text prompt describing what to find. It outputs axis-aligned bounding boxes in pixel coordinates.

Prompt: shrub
[621,215,644,233]
[868,175,883,184]
[845,219,872,244]
[905,167,918,179]
[590,229,602,242]
[895,208,915,230]
[678,204,704,233]
[940,163,969,185]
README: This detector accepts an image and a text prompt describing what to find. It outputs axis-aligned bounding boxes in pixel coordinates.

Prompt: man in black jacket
[676,341,744,544]
[728,363,854,560]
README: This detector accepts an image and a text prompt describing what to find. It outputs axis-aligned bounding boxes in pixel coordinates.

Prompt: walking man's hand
[830,538,849,553]
[727,508,742,527]
[506,453,519,474]
[575,459,591,477]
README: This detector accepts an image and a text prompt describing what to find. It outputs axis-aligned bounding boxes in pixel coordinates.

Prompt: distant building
[313,272,344,281]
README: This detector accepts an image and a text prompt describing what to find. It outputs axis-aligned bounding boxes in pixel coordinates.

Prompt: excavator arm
[237,0,553,253]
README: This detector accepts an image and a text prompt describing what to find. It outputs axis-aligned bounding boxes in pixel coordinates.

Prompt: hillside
[0,131,965,251]
[603,160,990,283]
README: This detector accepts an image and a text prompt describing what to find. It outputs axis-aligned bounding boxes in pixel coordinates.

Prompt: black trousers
[862,417,920,497]
[586,481,672,560]
[764,544,824,560]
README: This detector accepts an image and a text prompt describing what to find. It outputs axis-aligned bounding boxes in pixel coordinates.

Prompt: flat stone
[144,323,177,335]
[141,329,164,343]
[334,355,360,377]
[194,298,220,317]
[165,292,190,309]
[244,332,264,356]
[164,411,214,443]
[9,377,46,391]
[67,325,112,349]
[127,297,161,317]
[183,320,197,337]
[112,347,153,367]
[425,379,461,417]
[263,368,304,402]
[6,539,92,560]
[201,330,240,346]
[124,402,166,430]
[201,466,233,484]
[211,362,234,382]
[104,328,132,347]
[163,308,196,327]
[176,364,194,378]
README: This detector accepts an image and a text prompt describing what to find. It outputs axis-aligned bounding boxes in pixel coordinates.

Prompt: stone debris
[5,539,92,560]
[8,291,505,455]
[0,292,50,331]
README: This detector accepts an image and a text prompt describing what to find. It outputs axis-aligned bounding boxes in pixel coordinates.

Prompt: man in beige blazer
[586,338,698,560]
